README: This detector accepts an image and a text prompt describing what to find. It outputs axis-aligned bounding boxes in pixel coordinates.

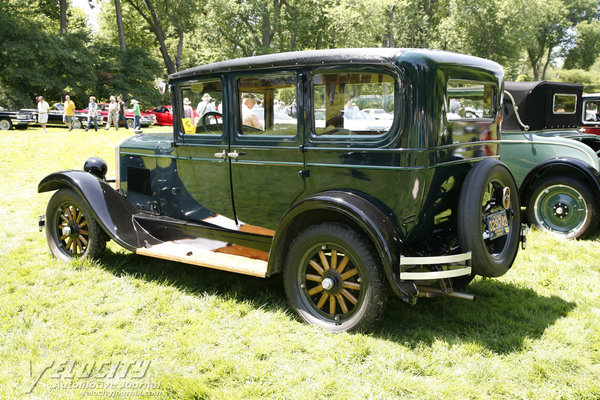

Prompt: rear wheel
[283,223,387,332]
[72,118,82,129]
[126,119,134,129]
[527,175,598,239]
[45,188,106,261]
[0,118,12,130]
[458,159,521,277]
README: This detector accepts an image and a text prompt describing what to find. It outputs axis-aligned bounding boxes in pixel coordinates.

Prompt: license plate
[487,210,509,240]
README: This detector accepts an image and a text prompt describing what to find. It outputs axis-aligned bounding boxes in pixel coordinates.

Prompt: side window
[179,79,223,135]
[584,100,600,122]
[238,74,297,136]
[553,94,577,114]
[311,72,395,136]
[446,80,495,120]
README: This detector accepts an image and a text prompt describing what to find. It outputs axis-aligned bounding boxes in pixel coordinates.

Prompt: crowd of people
[35,94,142,132]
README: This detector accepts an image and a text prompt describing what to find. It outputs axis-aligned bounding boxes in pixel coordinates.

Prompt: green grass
[1,126,600,399]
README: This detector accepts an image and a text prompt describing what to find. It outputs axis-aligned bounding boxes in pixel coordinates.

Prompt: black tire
[0,118,12,130]
[527,175,599,239]
[458,159,521,277]
[72,118,82,130]
[45,188,106,261]
[283,223,387,332]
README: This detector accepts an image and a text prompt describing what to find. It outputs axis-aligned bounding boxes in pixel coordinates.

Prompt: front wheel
[126,119,134,129]
[458,159,521,277]
[527,175,599,239]
[45,188,106,261]
[71,118,82,130]
[0,118,12,130]
[283,223,387,332]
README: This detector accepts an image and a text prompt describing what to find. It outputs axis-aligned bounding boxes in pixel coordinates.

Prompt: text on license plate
[487,210,509,240]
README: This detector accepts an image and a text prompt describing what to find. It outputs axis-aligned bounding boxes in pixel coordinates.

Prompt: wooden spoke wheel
[45,188,106,261]
[284,223,386,332]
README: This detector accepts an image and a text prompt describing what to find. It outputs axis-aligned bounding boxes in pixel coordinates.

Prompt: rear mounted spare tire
[458,158,521,277]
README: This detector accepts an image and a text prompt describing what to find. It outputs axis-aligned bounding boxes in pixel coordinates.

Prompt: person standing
[241,93,262,130]
[63,95,75,130]
[105,96,118,130]
[37,96,50,133]
[131,99,141,131]
[84,96,98,131]
[117,95,128,129]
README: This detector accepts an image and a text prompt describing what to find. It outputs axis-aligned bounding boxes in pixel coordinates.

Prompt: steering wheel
[198,111,222,132]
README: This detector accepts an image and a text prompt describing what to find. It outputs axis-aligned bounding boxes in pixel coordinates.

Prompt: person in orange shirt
[63,95,76,131]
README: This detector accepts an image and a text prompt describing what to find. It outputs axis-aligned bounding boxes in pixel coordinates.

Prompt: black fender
[268,190,416,299]
[519,158,600,202]
[38,170,161,251]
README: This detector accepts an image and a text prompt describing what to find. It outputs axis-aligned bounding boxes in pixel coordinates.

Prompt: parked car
[363,108,394,120]
[22,103,87,129]
[579,93,600,135]
[500,81,600,239]
[80,103,157,129]
[0,107,35,130]
[39,49,524,332]
[145,105,174,126]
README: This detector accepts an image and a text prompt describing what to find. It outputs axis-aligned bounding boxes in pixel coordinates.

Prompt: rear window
[311,71,395,137]
[446,80,495,120]
[553,94,577,114]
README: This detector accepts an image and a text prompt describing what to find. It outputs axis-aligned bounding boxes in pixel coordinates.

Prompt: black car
[39,49,524,332]
[22,103,88,129]
[0,107,35,130]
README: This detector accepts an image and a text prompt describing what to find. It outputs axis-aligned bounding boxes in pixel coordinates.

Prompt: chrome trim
[400,266,472,280]
[400,251,471,265]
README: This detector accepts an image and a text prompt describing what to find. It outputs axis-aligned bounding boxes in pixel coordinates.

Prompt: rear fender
[520,158,600,202]
[38,171,160,251]
[268,190,416,299]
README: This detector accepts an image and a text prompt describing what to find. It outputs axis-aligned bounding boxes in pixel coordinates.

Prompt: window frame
[445,79,497,122]
[552,93,577,115]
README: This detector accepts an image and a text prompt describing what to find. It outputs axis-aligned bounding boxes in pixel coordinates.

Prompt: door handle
[227,151,246,159]
[214,150,227,159]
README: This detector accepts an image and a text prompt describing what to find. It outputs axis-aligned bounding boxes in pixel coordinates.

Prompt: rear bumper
[399,252,471,280]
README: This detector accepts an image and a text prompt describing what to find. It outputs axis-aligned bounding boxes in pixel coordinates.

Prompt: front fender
[519,158,600,201]
[268,190,415,299]
[38,170,159,251]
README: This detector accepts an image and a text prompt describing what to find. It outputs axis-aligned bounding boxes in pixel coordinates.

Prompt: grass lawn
[1,126,599,399]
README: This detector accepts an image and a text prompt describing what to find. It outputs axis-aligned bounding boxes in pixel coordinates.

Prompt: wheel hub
[553,203,569,218]
[321,270,342,294]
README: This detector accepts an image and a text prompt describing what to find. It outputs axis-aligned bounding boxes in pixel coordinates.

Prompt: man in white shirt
[241,94,262,130]
[37,96,50,133]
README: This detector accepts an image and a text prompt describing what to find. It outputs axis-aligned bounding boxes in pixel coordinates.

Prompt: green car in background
[500,81,600,239]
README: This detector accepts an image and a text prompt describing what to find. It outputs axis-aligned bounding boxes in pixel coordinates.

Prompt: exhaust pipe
[417,285,476,301]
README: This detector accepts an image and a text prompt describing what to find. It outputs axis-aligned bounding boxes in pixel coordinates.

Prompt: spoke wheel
[0,118,12,130]
[284,223,386,332]
[528,175,598,239]
[45,188,106,261]
[458,159,521,277]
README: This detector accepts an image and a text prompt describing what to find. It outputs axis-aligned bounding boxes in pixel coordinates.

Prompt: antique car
[579,93,600,135]
[0,107,35,130]
[88,103,157,129]
[38,49,524,332]
[500,81,600,239]
[22,103,88,129]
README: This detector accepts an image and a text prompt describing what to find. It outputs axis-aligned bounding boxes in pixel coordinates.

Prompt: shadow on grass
[97,250,575,354]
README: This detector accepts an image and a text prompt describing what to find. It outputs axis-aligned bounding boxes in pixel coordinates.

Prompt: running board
[136,241,268,278]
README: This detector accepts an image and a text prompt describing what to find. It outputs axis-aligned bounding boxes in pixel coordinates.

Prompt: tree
[114,0,127,51]
[564,20,600,69]
[60,0,68,33]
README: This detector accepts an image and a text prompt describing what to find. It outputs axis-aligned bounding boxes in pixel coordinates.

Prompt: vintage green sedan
[500,81,600,239]
[38,49,524,332]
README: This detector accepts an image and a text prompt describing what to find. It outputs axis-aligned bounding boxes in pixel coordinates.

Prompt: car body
[145,105,174,126]
[79,103,157,129]
[0,107,35,130]
[362,108,394,120]
[500,81,600,239]
[579,93,600,135]
[39,48,523,332]
[22,103,88,129]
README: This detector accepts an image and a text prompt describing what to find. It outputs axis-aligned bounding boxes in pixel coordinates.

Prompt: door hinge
[298,170,310,179]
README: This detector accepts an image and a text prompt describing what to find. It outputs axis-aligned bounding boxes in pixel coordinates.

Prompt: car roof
[169,48,503,81]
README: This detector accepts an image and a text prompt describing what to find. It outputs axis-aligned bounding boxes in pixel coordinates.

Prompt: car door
[165,76,237,229]
[229,71,306,232]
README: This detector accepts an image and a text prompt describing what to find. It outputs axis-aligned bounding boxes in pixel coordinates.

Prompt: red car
[145,105,174,126]
[77,103,157,128]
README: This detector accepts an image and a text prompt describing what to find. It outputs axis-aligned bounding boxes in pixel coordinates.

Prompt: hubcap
[534,184,587,236]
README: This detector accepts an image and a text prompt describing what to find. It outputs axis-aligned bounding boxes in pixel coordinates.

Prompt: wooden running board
[136,241,268,278]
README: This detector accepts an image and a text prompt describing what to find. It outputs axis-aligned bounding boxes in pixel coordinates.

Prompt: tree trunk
[60,0,67,34]
[114,0,126,51]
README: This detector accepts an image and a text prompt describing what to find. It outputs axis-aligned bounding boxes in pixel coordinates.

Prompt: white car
[362,108,393,120]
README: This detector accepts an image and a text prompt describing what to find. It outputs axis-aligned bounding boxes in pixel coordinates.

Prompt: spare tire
[458,158,521,277]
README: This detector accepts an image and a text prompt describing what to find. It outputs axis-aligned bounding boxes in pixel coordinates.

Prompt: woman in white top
[105,96,118,130]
